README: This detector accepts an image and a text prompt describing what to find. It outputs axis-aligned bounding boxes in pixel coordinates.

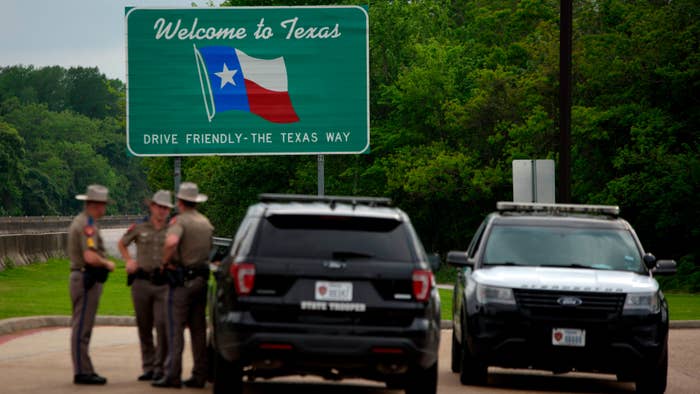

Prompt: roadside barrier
[0,216,142,270]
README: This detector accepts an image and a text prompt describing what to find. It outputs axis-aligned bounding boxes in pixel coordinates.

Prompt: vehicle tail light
[230,263,255,296]
[259,343,293,351]
[371,347,404,354]
[412,269,433,302]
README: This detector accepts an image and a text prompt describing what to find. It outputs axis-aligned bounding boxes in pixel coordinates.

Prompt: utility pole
[559,0,572,203]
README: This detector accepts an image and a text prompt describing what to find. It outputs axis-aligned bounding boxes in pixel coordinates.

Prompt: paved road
[1,327,699,393]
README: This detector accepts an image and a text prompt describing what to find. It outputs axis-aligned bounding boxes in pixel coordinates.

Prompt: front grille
[513,289,625,320]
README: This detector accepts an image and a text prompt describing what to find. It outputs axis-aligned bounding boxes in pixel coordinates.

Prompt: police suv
[447,202,676,393]
[208,194,441,394]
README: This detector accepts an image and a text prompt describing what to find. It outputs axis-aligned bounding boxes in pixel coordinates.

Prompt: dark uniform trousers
[132,278,168,376]
[70,271,103,375]
[164,275,208,383]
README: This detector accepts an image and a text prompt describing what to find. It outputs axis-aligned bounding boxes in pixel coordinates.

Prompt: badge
[87,237,95,248]
[169,216,177,225]
[84,226,94,236]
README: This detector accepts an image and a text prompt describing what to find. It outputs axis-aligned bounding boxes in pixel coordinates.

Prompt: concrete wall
[0,233,67,269]
[0,216,142,270]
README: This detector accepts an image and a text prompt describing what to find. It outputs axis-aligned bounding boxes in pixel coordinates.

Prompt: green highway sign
[126,6,368,156]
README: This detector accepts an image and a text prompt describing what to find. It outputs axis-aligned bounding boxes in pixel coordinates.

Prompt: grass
[438,288,453,321]
[1,259,698,321]
[0,258,134,319]
[665,293,700,320]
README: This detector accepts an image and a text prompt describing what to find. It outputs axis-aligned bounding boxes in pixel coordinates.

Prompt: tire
[451,329,461,373]
[212,351,243,394]
[404,362,437,394]
[635,344,668,394]
[459,317,487,386]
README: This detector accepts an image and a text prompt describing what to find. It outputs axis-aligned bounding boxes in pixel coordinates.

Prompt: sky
[0,0,214,82]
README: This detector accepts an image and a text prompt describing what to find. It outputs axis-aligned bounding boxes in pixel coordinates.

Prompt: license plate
[552,328,585,347]
[315,281,353,301]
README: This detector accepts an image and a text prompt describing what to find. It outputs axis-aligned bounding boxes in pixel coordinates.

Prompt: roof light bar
[259,193,392,207]
[496,201,620,216]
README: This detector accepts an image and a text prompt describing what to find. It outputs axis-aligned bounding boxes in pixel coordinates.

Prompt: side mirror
[642,253,657,269]
[447,251,472,267]
[652,260,677,276]
[210,236,233,262]
[427,253,441,271]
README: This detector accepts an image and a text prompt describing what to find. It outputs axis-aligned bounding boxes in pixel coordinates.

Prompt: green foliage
[0,121,25,215]
[0,65,148,216]
[658,256,700,294]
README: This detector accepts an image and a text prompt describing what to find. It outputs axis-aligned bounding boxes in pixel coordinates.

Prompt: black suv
[209,194,441,394]
[447,202,676,393]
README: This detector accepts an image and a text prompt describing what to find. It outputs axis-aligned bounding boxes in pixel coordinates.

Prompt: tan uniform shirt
[120,221,167,272]
[167,210,213,267]
[67,212,105,270]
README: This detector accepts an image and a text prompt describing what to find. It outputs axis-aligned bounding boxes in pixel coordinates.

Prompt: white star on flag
[215,63,238,89]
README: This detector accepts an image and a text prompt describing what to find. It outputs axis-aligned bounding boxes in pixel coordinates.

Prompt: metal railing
[0,215,143,235]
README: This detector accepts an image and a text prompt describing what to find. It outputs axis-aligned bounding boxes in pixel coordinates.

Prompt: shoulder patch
[84,225,95,236]
[169,216,177,225]
[126,223,136,233]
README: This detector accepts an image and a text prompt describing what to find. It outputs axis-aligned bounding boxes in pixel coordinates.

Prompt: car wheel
[451,328,461,373]
[635,343,668,394]
[212,351,243,394]
[459,318,487,386]
[404,362,437,394]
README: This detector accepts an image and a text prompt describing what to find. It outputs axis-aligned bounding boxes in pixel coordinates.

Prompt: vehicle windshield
[255,214,414,262]
[483,225,643,272]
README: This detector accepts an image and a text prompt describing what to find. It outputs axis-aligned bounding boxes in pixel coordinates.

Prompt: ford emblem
[557,296,583,306]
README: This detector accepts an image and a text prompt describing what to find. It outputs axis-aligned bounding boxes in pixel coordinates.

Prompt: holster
[184,265,210,281]
[165,267,185,288]
[151,269,167,286]
[83,266,109,290]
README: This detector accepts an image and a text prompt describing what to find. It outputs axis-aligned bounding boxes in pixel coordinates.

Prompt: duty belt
[183,264,210,280]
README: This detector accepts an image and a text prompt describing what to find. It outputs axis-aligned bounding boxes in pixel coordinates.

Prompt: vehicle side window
[467,219,488,259]
[231,217,256,259]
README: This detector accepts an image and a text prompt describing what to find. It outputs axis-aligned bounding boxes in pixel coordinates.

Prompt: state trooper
[118,190,173,382]
[67,184,115,385]
[153,182,213,389]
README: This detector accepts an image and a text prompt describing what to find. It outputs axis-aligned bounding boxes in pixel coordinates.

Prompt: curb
[0,315,135,336]
[2,316,697,336]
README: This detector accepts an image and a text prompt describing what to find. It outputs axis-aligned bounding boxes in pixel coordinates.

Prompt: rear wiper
[332,251,374,260]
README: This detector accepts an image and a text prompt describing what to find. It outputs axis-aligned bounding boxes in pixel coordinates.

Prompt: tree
[0,121,26,215]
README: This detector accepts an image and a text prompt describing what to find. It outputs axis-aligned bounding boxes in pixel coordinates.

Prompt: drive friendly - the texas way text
[143,131,352,145]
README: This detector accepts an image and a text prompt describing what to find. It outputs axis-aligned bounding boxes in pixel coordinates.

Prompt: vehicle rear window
[483,225,643,272]
[255,214,414,262]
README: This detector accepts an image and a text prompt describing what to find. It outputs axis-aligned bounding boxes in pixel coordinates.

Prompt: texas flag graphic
[194,45,299,123]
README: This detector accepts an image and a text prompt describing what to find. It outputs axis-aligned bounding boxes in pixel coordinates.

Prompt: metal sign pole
[174,156,181,194]
[317,154,325,196]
